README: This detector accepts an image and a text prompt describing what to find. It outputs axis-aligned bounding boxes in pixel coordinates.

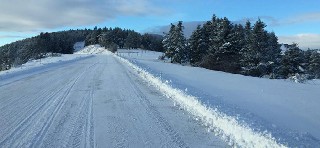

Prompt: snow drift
[112,51,286,148]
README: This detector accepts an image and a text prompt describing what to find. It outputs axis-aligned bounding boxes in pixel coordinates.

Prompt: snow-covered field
[1,45,319,147]
[117,48,320,147]
[0,46,227,147]
[0,54,89,77]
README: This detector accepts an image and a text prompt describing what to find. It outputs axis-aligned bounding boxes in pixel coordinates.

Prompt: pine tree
[308,51,320,78]
[125,31,141,49]
[141,34,163,52]
[229,24,245,73]
[240,20,252,68]
[196,21,211,67]
[215,18,241,73]
[172,21,187,63]
[241,19,280,77]
[163,24,176,61]
[162,22,187,63]
[208,15,219,54]
[277,43,304,78]
[189,25,202,65]
[266,32,281,77]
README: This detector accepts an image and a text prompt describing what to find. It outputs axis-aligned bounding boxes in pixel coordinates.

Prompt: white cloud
[284,12,320,25]
[0,35,25,39]
[0,0,167,32]
[237,12,320,27]
[278,34,320,50]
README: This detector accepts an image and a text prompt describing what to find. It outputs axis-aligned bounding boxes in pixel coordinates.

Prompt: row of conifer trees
[162,15,320,80]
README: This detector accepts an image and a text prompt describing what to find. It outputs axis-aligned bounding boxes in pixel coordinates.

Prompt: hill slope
[118,48,320,147]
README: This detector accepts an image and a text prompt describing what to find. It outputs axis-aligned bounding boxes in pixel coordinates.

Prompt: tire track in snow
[0,55,94,88]
[29,67,86,147]
[66,63,98,148]
[67,90,94,148]
[0,65,81,111]
[86,86,95,148]
[118,59,189,148]
[0,89,50,130]
[0,87,56,144]
[115,53,286,148]
[0,63,96,147]
[0,79,74,147]
[0,73,68,129]
[31,62,98,147]
[67,94,89,148]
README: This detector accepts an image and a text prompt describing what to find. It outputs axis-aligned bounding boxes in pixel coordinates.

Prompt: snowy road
[0,55,227,147]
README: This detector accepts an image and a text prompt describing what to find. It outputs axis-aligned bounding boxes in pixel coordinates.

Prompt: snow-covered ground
[76,44,110,54]
[1,45,319,147]
[73,41,85,52]
[0,54,88,76]
[117,48,320,147]
[0,54,93,86]
[0,46,228,147]
[0,45,108,82]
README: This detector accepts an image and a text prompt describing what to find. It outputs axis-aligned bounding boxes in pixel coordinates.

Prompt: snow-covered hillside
[0,54,90,80]
[117,49,320,147]
[1,46,319,147]
[0,46,228,148]
[75,44,110,54]
[73,41,85,52]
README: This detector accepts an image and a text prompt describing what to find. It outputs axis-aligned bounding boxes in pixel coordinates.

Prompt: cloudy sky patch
[279,34,320,50]
[0,0,319,48]
[0,0,167,32]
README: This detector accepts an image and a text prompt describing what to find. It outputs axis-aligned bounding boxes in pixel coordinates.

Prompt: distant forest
[1,14,319,81]
[0,27,163,71]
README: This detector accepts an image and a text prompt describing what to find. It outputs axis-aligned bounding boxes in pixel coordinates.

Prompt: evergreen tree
[172,21,187,63]
[189,25,202,65]
[266,32,281,77]
[208,15,219,54]
[308,51,320,78]
[141,34,164,52]
[277,43,304,78]
[162,21,187,63]
[240,20,252,69]
[141,34,152,50]
[242,19,280,77]
[196,21,211,66]
[125,31,141,49]
[163,24,176,61]
[217,18,241,73]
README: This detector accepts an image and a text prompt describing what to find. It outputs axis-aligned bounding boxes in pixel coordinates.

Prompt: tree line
[0,30,89,71]
[162,15,320,80]
[84,26,163,52]
[0,27,164,71]
[1,15,319,81]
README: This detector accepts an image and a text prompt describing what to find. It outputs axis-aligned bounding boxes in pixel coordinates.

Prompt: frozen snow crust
[112,52,286,148]
[4,45,317,147]
[116,49,320,147]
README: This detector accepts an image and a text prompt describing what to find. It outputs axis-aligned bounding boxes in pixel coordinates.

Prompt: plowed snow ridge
[113,52,286,148]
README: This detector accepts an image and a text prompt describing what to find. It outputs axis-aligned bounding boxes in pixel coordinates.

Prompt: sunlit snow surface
[1,46,319,147]
[0,46,228,147]
[116,48,320,147]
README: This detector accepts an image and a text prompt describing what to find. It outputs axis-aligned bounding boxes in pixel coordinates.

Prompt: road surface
[0,55,227,147]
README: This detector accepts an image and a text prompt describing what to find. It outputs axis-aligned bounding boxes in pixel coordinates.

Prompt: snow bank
[119,49,320,147]
[0,45,109,78]
[76,45,110,54]
[112,52,286,148]
[116,49,163,61]
[0,54,89,77]
[73,41,85,52]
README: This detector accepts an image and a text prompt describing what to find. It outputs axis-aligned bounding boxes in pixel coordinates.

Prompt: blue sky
[1,0,320,49]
